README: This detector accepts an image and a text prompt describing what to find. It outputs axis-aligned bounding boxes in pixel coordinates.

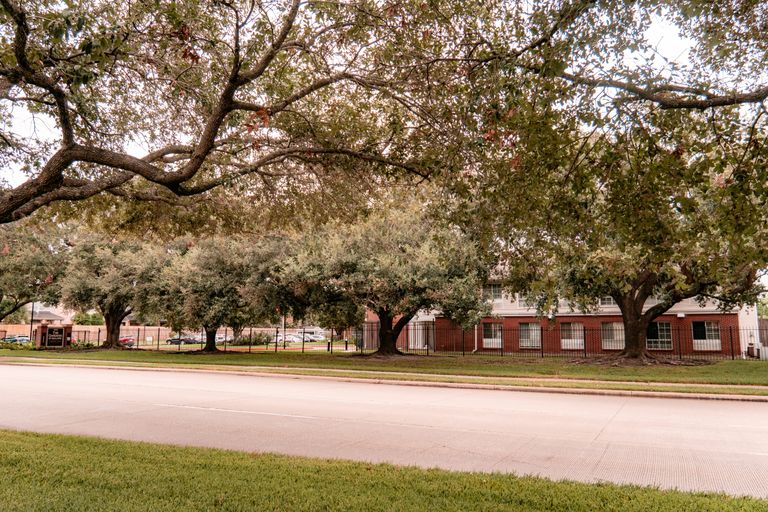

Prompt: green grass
[2,348,768,387]
[0,430,764,511]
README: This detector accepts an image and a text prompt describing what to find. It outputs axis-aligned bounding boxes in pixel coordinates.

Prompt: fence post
[223,327,227,352]
[275,327,279,352]
[583,328,587,358]
[677,326,682,360]
[330,331,334,353]
[301,326,305,354]
[97,328,101,346]
[729,326,735,360]
[540,329,545,358]
[426,324,429,356]
[461,329,465,357]
[248,327,253,353]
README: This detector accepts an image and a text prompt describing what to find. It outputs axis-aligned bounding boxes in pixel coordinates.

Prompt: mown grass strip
[0,430,764,512]
[2,349,768,386]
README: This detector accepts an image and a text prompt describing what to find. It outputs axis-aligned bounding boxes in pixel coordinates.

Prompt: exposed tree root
[367,348,406,357]
[569,352,713,366]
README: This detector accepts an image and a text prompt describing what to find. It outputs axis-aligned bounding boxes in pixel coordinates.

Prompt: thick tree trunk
[203,326,219,352]
[375,311,402,355]
[102,308,129,349]
[231,326,243,344]
[616,291,658,359]
[621,316,650,358]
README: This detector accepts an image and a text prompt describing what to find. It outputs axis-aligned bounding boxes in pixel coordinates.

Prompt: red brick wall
[434,313,741,356]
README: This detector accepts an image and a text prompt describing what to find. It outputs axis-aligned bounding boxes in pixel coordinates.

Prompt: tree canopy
[289,198,491,354]
[59,236,163,347]
[0,222,66,321]
[456,104,768,357]
[4,1,768,227]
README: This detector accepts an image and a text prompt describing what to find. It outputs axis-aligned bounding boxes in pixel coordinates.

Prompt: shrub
[232,332,273,346]
[0,341,33,350]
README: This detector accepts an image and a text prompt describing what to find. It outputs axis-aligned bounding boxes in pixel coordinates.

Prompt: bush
[0,341,33,350]
[71,341,97,350]
[232,332,273,346]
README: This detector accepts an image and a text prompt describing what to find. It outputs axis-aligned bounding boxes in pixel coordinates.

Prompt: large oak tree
[290,198,491,355]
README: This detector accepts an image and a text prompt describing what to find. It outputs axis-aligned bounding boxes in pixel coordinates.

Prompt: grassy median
[2,348,768,387]
[0,430,764,511]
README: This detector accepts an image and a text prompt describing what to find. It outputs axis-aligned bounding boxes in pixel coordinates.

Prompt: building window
[601,322,625,350]
[560,322,584,350]
[482,323,503,349]
[517,294,536,308]
[519,323,541,349]
[483,284,502,301]
[646,322,672,350]
[599,297,617,306]
[692,321,721,351]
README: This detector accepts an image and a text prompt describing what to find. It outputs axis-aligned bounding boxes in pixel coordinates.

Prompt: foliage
[5,1,768,231]
[311,298,365,337]
[0,307,26,324]
[0,340,31,350]
[59,236,163,347]
[72,311,104,325]
[0,0,475,228]
[230,331,272,347]
[289,196,492,352]
[757,298,768,319]
[454,102,768,356]
[0,222,67,322]
[153,237,288,350]
[70,340,97,350]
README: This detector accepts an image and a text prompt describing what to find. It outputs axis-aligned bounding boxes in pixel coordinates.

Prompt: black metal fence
[14,321,768,361]
[352,322,764,361]
[66,326,356,353]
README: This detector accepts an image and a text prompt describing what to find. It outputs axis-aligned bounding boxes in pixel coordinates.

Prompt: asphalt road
[1,364,767,498]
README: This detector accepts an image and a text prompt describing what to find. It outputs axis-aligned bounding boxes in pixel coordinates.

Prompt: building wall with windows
[436,290,758,356]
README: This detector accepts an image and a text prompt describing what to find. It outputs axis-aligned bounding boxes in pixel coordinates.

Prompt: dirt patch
[359,353,427,361]
[568,354,714,367]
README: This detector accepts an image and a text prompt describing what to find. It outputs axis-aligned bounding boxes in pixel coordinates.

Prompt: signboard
[46,327,64,347]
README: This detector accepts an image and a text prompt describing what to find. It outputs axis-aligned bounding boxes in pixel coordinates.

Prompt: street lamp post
[28,302,35,341]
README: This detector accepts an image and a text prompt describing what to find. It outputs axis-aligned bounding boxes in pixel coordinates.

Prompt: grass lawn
[0,430,764,512]
[2,348,768,387]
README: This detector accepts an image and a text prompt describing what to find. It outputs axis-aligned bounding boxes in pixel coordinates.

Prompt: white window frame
[601,322,625,350]
[646,321,673,350]
[518,323,541,349]
[692,321,721,351]
[560,322,584,350]
[483,284,502,301]
[599,297,617,306]
[482,323,503,349]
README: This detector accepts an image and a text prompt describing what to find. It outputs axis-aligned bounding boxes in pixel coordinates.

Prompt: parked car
[215,334,233,343]
[166,336,198,345]
[272,333,303,343]
[119,336,135,348]
[304,334,325,341]
[2,335,29,343]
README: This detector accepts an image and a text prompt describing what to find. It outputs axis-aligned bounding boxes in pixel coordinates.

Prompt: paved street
[1,364,767,497]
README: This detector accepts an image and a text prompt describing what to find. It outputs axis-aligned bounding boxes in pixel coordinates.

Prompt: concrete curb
[2,360,767,402]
